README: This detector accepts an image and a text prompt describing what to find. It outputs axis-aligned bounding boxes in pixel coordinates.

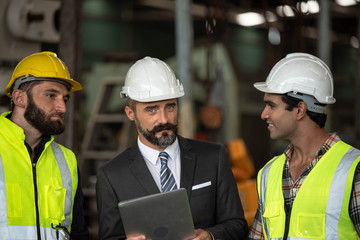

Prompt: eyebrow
[145,104,159,109]
[45,88,70,99]
[264,100,275,106]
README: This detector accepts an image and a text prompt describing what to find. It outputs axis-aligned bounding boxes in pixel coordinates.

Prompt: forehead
[137,98,177,107]
[264,93,282,102]
[34,81,69,92]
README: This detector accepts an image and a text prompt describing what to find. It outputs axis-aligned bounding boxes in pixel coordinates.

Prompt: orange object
[237,179,258,227]
[228,139,255,178]
[231,167,251,182]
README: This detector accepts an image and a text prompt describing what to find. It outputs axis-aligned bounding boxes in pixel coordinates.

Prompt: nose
[55,99,67,113]
[157,109,168,124]
[261,107,268,120]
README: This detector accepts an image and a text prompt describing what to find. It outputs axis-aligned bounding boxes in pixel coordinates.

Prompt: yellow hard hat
[4,51,82,97]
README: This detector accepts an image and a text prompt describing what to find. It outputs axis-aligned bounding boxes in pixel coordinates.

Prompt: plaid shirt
[248,133,360,239]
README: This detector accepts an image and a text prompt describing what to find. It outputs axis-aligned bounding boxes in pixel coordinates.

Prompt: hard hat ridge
[4,51,82,97]
[121,56,185,102]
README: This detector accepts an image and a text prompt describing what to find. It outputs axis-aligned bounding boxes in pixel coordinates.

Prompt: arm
[204,146,249,240]
[70,168,90,240]
[349,163,360,236]
[248,208,264,240]
[96,167,126,240]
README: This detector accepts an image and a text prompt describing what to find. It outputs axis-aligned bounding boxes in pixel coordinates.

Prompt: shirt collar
[284,132,340,160]
[137,137,180,165]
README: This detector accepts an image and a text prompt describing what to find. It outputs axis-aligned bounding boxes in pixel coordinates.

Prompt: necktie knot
[159,152,170,165]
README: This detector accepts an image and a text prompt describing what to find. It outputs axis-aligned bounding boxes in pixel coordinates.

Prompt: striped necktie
[159,152,178,192]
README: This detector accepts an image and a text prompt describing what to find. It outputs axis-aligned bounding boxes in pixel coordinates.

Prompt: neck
[288,127,329,182]
[291,128,329,159]
[138,135,166,152]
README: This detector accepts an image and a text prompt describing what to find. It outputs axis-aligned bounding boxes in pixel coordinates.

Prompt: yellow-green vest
[257,141,360,240]
[0,112,78,239]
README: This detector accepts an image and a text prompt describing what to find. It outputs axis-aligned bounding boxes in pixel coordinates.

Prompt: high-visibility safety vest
[0,112,78,239]
[257,141,360,240]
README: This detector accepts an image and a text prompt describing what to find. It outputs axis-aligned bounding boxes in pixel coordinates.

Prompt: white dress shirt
[137,137,181,191]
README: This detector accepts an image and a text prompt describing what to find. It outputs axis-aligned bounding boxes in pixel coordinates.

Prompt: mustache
[50,113,65,120]
[149,123,177,135]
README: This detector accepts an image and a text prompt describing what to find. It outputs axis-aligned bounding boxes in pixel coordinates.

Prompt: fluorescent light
[235,12,265,26]
[297,2,309,14]
[283,5,295,17]
[307,0,319,13]
[350,36,359,48]
[268,27,281,45]
[276,6,284,17]
[265,11,278,22]
[335,0,357,6]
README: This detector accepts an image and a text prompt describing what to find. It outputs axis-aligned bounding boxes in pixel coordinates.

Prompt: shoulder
[52,141,76,159]
[177,136,226,163]
[178,135,224,152]
[99,144,139,172]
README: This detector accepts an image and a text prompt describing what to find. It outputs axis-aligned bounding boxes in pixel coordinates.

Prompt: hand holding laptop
[124,230,211,240]
[125,234,146,240]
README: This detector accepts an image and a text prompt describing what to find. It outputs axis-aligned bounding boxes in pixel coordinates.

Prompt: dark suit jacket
[96,136,248,240]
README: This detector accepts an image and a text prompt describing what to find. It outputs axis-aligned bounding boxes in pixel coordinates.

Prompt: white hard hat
[254,53,336,104]
[120,56,185,102]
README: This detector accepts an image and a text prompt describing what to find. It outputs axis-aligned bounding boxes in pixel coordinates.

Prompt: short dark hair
[126,98,137,111]
[11,81,42,110]
[281,94,327,128]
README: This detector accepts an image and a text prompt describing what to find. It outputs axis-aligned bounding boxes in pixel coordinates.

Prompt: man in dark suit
[96,56,248,240]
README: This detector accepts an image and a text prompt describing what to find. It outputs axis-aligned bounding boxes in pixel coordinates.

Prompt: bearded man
[96,57,248,240]
[0,51,89,239]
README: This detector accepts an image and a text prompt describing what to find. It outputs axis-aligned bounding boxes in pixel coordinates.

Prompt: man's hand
[126,234,146,240]
[192,229,212,240]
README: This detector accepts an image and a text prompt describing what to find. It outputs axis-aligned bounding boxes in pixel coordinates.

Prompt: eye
[146,108,156,113]
[166,104,176,111]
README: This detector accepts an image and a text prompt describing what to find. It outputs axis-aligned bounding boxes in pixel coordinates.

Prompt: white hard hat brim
[253,82,283,94]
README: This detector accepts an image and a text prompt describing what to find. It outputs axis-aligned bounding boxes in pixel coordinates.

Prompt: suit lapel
[178,136,196,199]
[129,145,160,195]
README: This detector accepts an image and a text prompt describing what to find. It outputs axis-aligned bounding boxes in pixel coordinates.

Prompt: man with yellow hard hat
[1,52,89,239]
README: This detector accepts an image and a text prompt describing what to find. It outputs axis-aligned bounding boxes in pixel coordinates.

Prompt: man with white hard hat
[248,53,360,239]
[96,56,248,240]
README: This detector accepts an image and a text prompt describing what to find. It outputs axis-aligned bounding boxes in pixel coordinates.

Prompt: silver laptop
[118,188,195,240]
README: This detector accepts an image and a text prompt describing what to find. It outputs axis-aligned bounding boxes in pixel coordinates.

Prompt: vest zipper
[32,162,41,240]
[283,203,291,239]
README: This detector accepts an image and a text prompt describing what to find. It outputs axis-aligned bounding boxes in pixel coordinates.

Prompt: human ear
[11,90,26,108]
[296,101,307,119]
[125,106,135,121]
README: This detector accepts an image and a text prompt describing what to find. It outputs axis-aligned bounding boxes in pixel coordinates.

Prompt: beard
[135,116,177,148]
[24,93,65,136]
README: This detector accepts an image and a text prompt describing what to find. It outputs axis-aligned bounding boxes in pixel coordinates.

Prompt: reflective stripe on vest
[0,226,68,239]
[258,156,280,240]
[325,146,360,239]
[51,141,73,229]
[259,142,360,240]
[0,142,73,239]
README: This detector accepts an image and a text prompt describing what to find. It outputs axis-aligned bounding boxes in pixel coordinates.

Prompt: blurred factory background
[0,0,359,238]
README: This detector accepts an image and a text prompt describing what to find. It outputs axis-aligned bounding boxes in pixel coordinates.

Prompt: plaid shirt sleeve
[350,163,360,236]
[248,203,264,240]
